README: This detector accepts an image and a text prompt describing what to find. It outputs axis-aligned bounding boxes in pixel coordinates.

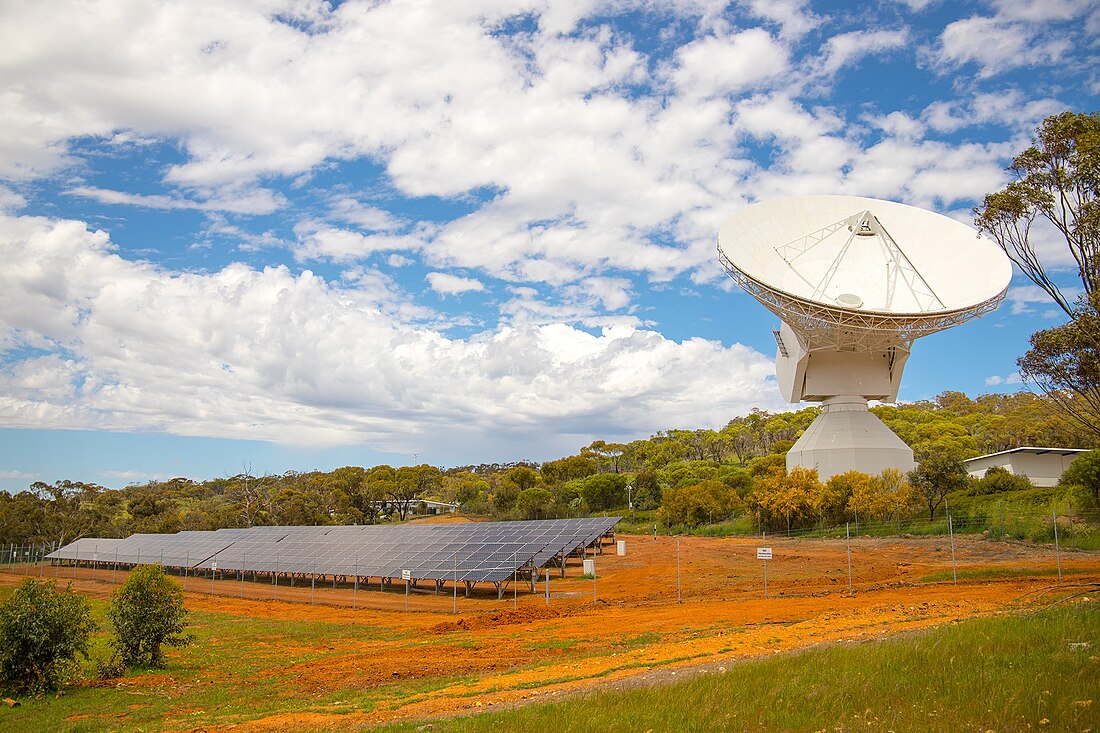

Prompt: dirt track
[3,533,1096,731]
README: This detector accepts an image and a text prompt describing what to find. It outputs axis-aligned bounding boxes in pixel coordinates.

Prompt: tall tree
[1060,448,1100,499]
[1016,293,1100,439]
[388,465,442,520]
[975,110,1099,316]
[975,111,1100,437]
[908,452,969,520]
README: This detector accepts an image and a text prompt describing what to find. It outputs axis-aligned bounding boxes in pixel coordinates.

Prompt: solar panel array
[48,518,619,585]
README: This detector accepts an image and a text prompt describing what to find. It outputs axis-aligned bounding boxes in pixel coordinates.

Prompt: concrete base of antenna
[786,395,916,481]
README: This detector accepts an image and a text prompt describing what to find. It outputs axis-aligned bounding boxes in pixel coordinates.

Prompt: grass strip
[920,566,1097,583]
[377,603,1100,733]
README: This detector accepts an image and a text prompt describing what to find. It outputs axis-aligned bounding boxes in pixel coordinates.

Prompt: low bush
[0,579,95,695]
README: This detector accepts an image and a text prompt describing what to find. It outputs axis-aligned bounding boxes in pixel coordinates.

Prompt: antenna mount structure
[717,195,1011,480]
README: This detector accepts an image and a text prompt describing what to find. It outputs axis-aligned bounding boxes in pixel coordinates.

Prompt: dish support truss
[717,247,1007,352]
[773,211,945,314]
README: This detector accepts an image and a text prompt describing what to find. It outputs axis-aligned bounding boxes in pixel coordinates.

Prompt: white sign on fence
[757,547,772,560]
[401,569,411,581]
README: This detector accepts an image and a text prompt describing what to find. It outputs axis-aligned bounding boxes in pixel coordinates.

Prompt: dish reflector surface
[718,195,1012,350]
[719,195,1010,315]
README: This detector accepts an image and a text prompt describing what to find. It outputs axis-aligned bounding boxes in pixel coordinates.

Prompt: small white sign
[757,547,772,560]
[211,561,218,571]
[401,569,411,581]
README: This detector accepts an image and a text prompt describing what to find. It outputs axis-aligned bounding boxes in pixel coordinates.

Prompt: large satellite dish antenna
[718,195,1012,480]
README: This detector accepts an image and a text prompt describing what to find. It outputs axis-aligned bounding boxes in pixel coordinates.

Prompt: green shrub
[0,578,95,695]
[108,564,191,668]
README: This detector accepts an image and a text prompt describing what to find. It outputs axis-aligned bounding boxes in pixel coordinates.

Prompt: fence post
[1053,508,1062,582]
[998,500,1004,539]
[846,522,853,595]
[948,514,957,585]
[668,534,677,603]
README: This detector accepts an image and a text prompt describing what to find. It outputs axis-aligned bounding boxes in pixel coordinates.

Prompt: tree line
[2,389,1096,548]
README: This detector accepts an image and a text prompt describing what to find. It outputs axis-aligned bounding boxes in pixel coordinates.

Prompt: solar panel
[47,517,621,590]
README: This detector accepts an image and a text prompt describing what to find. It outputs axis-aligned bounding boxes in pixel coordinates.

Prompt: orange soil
[4,533,1097,732]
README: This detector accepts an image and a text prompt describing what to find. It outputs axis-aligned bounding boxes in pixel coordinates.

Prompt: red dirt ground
[4,532,1097,731]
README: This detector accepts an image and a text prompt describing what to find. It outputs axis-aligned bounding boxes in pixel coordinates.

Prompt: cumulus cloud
[427,272,485,295]
[744,0,821,38]
[0,213,781,458]
[0,186,26,213]
[922,92,1064,134]
[0,0,1087,464]
[985,373,1023,386]
[668,29,789,98]
[933,15,1072,77]
[818,29,909,78]
[292,221,435,263]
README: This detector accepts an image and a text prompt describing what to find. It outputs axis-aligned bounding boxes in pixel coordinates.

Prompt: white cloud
[68,185,286,216]
[668,29,789,98]
[818,29,909,78]
[1,0,1075,295]
[0,470,38,480]
[327,197,405,232]
[893,0,938,10]
[292,221,435,263]
[0,213,781,457]
[922,92,1064,134]
[0,0,1088,466]
[985,373,1023,386]
[744,0,821,38]
[426,272,485,295]
[101,469,168,482]
[0,186,26,213]
[1006,284,1081,316]
[934,16,1072,77]
[991,0,1095,22]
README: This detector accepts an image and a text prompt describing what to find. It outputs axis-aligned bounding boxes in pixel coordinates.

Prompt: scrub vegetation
[381,604,1100,733]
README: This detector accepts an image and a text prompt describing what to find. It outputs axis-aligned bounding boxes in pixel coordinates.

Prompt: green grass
[0,586,406,733]
[919,566,1099,583]
[377,603,1100,733]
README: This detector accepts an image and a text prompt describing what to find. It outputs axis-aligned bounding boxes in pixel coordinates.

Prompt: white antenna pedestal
[785,395,914,479]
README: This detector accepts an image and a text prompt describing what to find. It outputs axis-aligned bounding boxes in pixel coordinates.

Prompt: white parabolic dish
[717,195,1012,350]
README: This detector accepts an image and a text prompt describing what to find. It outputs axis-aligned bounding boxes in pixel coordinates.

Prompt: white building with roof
[963,447,1090,487]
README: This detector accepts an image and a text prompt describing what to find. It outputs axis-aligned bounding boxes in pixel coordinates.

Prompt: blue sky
[1,0,1097,492]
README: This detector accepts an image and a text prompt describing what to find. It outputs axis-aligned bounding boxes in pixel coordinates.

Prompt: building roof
[963,446,1091,464]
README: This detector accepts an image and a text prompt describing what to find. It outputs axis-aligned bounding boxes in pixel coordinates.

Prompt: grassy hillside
[382,603,1099,733]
